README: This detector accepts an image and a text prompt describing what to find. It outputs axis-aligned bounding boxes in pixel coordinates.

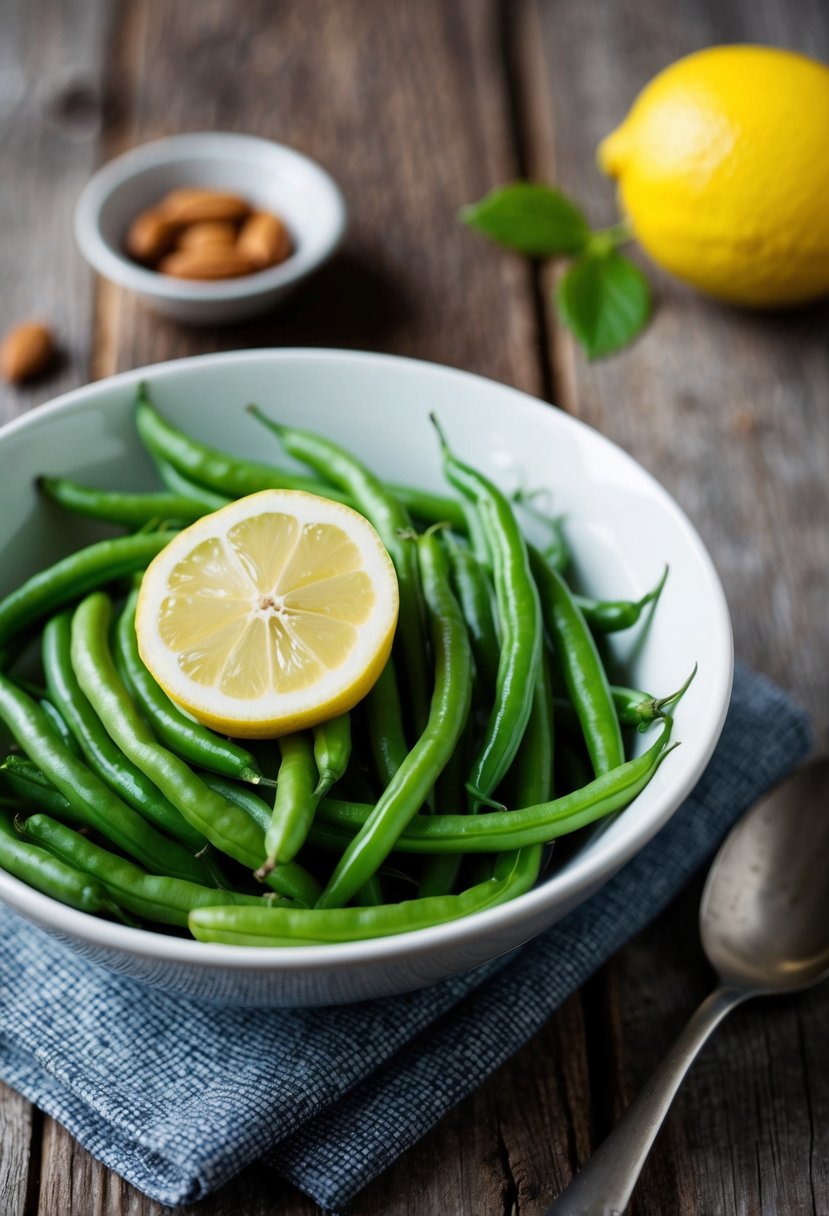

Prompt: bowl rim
[73,132,347,301]
[0,348,733,972]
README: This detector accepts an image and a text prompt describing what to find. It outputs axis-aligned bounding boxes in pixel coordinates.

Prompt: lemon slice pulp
[135,490,399,738]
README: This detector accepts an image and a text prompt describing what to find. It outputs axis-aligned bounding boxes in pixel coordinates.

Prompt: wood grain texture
[519,1,829,1211]
[356,994,593,1215]
[0,0,110,421]
[0,1081,34,1216]
[605,884,829,1216]
[33,995,591,1216]
[0,0,108,1208]
[2,0,828,1213]
[521,0,829,749]
[93,0,542,396]
[18,1,587,1211]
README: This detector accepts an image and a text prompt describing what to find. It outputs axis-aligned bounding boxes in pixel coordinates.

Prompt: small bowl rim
[74,131,347,301]
[0,348,734,977]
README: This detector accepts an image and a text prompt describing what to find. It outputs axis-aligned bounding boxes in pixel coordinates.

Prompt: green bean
[0,531,177,652]
[433,418,542,807]
[22,814,281,928]
[529,546,623,779]
[554,665,697,732]
[262,733,318,868]
[115,587,264,786]
[199,773,322,907]
[312,714,351,799]
[38,476,210,528]
[0,808,116,915]
[136,385,355,505]
[249,406,431,733]
[189,847,539,945]
[611,665,697,727]
[201,773,271,834]
[0,756,79,820]
[444,533,499,690]
[417,721,469,898]
[14,678,47,700]
[495,652,555,893]
[0,675,208,883]
[136,384,467,528]
[574,566,668,634]
[556,736,593,797]
[417,852,462,899]
[70,593,281,882]
[365,657,409,788]
[511,652,555,807]
[43,612,206,850]
[317,528,472,909]
[312,718,673,852]
[458,499,491,570]
[355,874,384,906]
[511,495,571,575]
[39,697,81,757]
[153,459,231,511]
[540,516,570,574]
[440,655,552,894]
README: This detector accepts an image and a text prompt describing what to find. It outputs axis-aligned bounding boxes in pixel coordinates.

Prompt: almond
[158,247,256,280]
[177,221,238,250]
[125,209,180,263]
[237,211,293,269]
[0,322,55,383]
[160,187,250,225]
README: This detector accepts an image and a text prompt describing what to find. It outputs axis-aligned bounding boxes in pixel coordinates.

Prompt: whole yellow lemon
[598,45,829,307]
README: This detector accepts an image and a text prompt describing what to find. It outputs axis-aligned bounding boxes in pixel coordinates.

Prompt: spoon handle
[547,985,747,1215]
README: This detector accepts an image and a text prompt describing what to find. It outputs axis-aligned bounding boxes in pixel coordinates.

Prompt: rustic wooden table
[2,1,828,1212]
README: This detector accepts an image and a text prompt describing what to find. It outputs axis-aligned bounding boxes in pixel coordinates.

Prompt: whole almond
[237,211,292,269]
[125,209,180,263]
[177,221,238,250]
[160,187,250,225]
[0,322,55,383]
[159,247,255,280]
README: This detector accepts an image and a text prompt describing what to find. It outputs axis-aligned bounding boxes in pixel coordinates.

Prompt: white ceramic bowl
[74,133,346,324]
[0,350,732,1006]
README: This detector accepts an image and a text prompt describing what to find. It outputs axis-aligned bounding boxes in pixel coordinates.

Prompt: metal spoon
[548,757,829,1216]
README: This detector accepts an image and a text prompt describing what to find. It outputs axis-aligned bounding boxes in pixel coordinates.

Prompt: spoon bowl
[701,758,829,992]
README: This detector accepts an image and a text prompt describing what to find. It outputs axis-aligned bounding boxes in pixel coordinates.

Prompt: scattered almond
[177,221,238,250]
[237,211,292,269]
[125,209,181,263]
[0,322,55,384]
[160,187,250,225]
[159,247,256,280]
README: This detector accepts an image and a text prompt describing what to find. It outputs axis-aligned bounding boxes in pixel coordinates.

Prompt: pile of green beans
[0,384,685,946]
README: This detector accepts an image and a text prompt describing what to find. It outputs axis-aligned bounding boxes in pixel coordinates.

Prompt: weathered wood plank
[0,1080,34,1216]
[29,1001,592,1216]
[356,995,592,1215]
[93,0,541,397]
[0,2,110,1209]
[522,0,829,748]
[0,0,110,421]
[605,884,829,1216]
[28,1,585,1212]
[520,1,829,1211]
[36,1115,317,1216]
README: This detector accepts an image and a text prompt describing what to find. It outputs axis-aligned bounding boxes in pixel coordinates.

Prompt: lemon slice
[135,489,399,738]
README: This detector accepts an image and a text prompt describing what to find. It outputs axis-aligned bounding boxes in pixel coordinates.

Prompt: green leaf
[556,251,651,358]
[460,183,591,256]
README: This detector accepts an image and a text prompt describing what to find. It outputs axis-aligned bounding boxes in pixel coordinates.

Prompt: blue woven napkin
[0,664,811,1213]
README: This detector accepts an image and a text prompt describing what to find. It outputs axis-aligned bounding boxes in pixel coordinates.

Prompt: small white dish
[0,350,733,1006]
[74,133,346,325]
